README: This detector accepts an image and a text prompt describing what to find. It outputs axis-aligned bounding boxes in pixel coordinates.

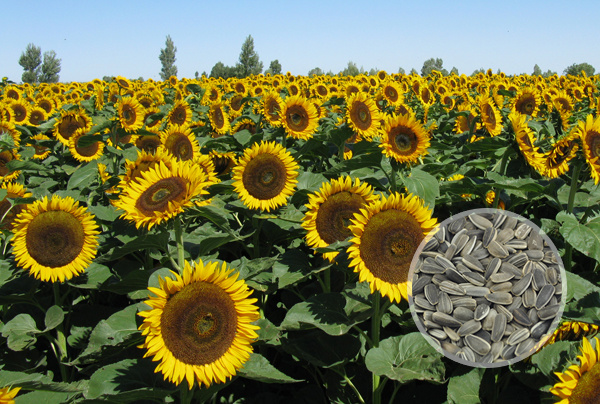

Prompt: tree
[159,35,178,80]
[471,68,486,76]
[265,59,282,75]
[308,67,324,77]
[19,43,42,83]
[542,69,557,78]
[39,50,61,83]
[450,66,459,75]
[341,61,364,76]
[210,62,237,79]
[421,58,448,76]
[398,67,406,74]
[533,64,542,76]
[236,35,263,78]
[563,62,595,76]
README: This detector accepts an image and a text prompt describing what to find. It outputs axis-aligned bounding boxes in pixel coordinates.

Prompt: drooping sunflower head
[232,141,299,212]
[68,128,105,163]
[159,124,200,162]
[345,92,381,141]
[116,96,145,133]
[138,259,259,388]
[209,151,237,176]
[512,87,541,117]
[541,132,580,179]
[478,94,503,137]
[167,100,192,126]
[54,109,92,146]
[550,336,600,404]
[347,192,437,303]
[208,102,230,136]
[281,95,319,140]
[577,114,600,184]
[302,176,379,261]
[509,111,547,172]
[381,113,430,165]
[116,159,210,229]
[30,133,52,160]
[11,195,100,282]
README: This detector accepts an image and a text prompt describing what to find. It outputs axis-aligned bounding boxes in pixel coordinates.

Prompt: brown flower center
[315,191,367,244]
[135,177,187,216]
[569,362,600,404]
[242,153,287,201]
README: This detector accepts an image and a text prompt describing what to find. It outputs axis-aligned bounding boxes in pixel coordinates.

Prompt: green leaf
[44,305,64,331]
[69,262,114,290]
[6,159,47,172]
[74,304,143,365]
[67,162,99,190]
[85,358,174,401]
[1,313,40,351]
[402,168,440,208]
[487,171,546,195]
[557,211,600,263]
[238,353,301,383]
[564,270,600,303]
[530,340,580,378]
[365,333,445,384]
[296,170,328,192]
[280,293,353,336]
[447,367,485,404]
[87,203,120,222]
[0,189,6,200]
[11,390,77,404]
[101,232,170,262]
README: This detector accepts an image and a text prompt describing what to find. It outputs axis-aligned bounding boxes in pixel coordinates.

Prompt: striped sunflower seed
[411,275,432,295]
[511,272,533,296]
[512,307,533,327]
[453,306,475,322]
[465,334,491,356]
[439,280,466,295]
[474,303,490,321]
[432,311,463,328]
[502,215,518,230]
[424,284,440,305]
[482,227,497,248]
[535,284,555,310]
[463,271,486,286]
[486,292,513,305]
[457,319,482,337]
[469,213,493,230]
[515,338,536,357]
[526,249,545,261]
[522,288,537,308]
[514,223,532,239]
[507,328,530,345]
[484,257,502,279]
[464,285,491,297]
[462,255,485,272]
[437,291,453,314]
[487,240,509,259]
[527,232,544,250]
[491,313,507,342]
[448,216,466,234]
[496,228,515,244]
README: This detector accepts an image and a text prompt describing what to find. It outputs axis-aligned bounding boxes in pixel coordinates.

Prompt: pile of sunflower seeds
[410,210,564,365]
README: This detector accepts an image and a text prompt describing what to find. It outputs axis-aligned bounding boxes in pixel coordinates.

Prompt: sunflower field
[0,69,599,403]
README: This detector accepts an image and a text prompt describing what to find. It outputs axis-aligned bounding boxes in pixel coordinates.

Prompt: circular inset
[408,208,566,367]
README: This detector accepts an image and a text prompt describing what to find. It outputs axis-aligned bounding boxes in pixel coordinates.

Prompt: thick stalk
[371,292,382,404]
[52,284,69,382]
[174,216,185,272]
[564,160,583,271]
[492,146,511,209]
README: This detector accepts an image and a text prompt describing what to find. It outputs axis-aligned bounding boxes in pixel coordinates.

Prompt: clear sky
[1,0,598,83]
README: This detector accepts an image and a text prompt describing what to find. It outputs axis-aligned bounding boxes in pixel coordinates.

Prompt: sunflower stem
[388,159,398,194]
[52,283,69,382]
[252,216,264,259]
[371,292,382,404]
[174,216,185,273]
[564,159,583,271]
[179,383,195,404]
[492,145,511,209]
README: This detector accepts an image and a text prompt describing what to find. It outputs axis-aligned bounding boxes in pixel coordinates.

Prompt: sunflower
[232,141,299,212]
[540,132,579,179]
[281,95,319,140]
[11,195,100,282]
[210,151,237,176]
[454,104,481,134]
[260,91,284,127]
[0,150,20,182]
[116,96,145,133]
[116,159,210,229]
[208,101,230,136]
[0,182,32,230]
[485,190,506,209]
[28,106,49,126]
[552,90,574,131]
[136,134,162,154]
[228,94,245,119]
[545,321,599,347]
[138,259,259,388]
[8,99,30,125]
[512,87,541,117]
[509,111,547,172]
[478,94,503,137]
[380,113,430,164]
[143,106,163,134]
[576,114,600,184]
[302,176,379,262]
[345,92,381,140]
[159,124,200,161]
[115,76,132,90]
[167,100,192,126]
[550,336,600,403]
[231,118,257,135]
[30,133,52,160]
[0,121,20,149]
[68,128,105,163]
[193,154,220,187]
[347,193,437,303]
[0,386,20,403]
[54,109,92,146]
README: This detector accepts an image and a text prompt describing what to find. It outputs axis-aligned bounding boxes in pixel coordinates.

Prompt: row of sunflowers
[0,70,599,403]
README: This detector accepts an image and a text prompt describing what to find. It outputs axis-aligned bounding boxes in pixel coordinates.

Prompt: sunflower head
[302,176,379,262]
[54,109,92,146]
[138,259,259,388]
[281,95,319,140]
[116,96,145,133]
[347,192,437,303]
[159,124,199,162]
[381,113,430,165]
[345,92,381,140]
[261,92,284,127]
[208,102,230,135]
[232,141,299,212]
[11,195,100,282]
[550,336,600,404]
[512,87,541,117]
[0,182,32,230]
[478,94,502,137]
[68,128,105,163]
[167,100,192,126]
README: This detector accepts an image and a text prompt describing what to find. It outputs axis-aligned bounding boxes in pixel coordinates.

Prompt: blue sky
[1,0,599,83]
